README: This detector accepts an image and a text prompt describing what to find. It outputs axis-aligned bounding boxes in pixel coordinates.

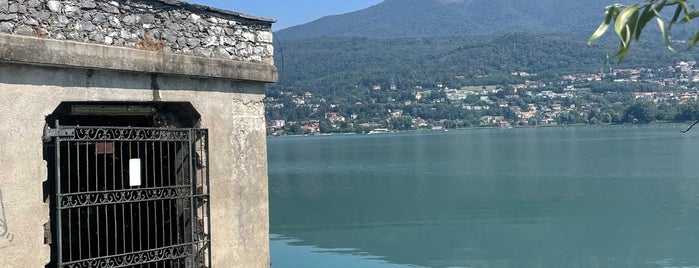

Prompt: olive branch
[588,0,699,62]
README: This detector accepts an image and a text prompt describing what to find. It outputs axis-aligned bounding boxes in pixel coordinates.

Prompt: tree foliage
[273,32,699,100]
[589,0,699,62]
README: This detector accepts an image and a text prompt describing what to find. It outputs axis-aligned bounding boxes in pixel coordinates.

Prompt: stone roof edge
[0,34,279,83]
[157,0,276,24]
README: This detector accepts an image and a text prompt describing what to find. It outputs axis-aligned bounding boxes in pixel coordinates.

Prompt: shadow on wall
[0,63,265,94]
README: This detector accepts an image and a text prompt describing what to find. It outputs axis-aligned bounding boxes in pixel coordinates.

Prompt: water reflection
[269,126,699,268]
[271,234,423,268]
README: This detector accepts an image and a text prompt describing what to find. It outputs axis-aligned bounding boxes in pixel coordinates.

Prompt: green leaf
[588,5,619,46]
[616,43,629,63]
[588,24,610,46]
[614,4,640,38]
[686,9,699,20]
[680,1,696,22]
[689,30,699,49]
[657,17,677,52]
[635,5,656,41]
[651,0,667,17]
[670,4,683,24]
[615,5,639,49]
[627,7,640,42]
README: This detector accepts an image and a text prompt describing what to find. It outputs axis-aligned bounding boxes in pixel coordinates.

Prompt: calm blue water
[268,125,699,268]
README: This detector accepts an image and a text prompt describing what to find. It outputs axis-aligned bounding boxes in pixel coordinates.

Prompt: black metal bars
[50,126,210,268]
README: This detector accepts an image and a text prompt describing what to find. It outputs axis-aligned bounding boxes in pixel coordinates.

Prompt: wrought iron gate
[46,124,211,267]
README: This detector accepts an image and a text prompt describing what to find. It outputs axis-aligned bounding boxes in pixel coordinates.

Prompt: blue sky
[186,0,384,30]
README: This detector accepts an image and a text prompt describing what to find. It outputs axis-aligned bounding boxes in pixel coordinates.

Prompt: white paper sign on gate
[129,159,141,187]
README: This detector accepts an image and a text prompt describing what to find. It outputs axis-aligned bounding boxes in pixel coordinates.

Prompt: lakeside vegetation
[266,33,699,136]
[266,66,699,135]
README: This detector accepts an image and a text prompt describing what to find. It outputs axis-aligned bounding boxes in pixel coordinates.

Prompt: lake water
[267,125,699,268]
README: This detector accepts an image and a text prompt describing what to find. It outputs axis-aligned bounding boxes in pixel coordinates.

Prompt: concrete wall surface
[0,64,270,267]
[0,1,275,266]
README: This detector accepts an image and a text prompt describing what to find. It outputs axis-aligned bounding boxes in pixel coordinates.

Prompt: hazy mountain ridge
[277,0,632,39]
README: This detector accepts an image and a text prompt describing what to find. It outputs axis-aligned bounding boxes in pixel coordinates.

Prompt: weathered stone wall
[0,63,270,267]
[0,0,274,64]
[0,1,277,267]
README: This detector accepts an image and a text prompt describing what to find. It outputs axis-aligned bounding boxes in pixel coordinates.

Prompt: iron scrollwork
[63,127,191,141]
[59,187,192,209]
[63,244,194,268]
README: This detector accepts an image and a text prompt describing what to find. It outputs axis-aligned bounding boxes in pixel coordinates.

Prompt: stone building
[0,0,276,267]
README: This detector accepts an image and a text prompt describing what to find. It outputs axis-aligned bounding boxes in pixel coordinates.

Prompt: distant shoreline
[267,122,691,138]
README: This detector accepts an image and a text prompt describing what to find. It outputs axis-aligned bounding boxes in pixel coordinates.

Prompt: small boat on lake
[368,128,393,134]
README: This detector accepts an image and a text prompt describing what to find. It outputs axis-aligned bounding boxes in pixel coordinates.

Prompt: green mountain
[276,0,630,39]
[272,33,699,97]
[270,0,699,97]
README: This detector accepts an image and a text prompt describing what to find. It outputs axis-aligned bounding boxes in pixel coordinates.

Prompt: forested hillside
[271,33,699,96]
[270,0,699,96]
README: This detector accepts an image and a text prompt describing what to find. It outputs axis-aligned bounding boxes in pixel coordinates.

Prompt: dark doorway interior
[44,102,201,128]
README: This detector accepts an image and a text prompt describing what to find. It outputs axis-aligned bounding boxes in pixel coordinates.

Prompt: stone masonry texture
[0,0,275,64]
